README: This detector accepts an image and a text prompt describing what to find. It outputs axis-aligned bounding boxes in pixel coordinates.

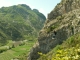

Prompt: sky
[0,0,61,17]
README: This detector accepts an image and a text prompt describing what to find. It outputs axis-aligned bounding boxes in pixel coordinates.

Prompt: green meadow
[0,40,36,60]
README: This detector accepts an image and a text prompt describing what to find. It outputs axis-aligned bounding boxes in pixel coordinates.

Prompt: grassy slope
[38,33,80,60]
[0,40,36,60]
[0,4,46,60]
[0,4,46,46]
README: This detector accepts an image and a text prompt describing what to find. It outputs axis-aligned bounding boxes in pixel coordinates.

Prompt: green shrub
[53,45,61,52]
[47,25,58,33]
[0,48,7,53]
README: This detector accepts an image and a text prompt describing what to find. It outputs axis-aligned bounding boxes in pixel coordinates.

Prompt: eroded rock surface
[27,0,80,60]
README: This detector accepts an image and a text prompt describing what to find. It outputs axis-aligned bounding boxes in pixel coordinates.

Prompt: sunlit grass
[0,40,36,60]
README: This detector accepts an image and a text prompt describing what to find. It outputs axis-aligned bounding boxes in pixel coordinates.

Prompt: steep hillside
[0,4,46,46]
[28,0,80,60]
[38,33,80,60]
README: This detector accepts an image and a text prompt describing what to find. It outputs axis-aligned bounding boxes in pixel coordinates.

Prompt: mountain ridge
[0,4,46,46]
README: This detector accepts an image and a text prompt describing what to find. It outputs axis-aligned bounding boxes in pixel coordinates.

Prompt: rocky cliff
[48,0,80,20]
[28,0,80,60]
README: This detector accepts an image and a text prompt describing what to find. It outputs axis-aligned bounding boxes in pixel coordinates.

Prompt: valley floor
[0,40,36,60]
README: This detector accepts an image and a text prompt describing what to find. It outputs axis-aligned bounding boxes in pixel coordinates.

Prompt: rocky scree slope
[28,0,80,60]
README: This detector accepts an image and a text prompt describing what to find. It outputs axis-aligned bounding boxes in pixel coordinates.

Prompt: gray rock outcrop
[27,0,80,60]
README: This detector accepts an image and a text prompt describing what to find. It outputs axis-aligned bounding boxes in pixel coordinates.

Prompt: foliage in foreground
[38,33,80,60]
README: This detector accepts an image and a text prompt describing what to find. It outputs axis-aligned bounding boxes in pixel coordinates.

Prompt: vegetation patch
[38,33,80,60]
[47,25,59,33]
[0,40,36,60]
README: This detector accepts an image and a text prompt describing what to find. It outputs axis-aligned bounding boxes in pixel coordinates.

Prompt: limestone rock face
[27,42,40,60]
[48,0,80,20]
[28,0,80,60]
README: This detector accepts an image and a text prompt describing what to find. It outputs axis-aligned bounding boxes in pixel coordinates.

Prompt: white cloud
[0,0,12,7]
[16,1,26,5]
[39,8,45,13]
[29,5,35,9]
[39,8,47,17]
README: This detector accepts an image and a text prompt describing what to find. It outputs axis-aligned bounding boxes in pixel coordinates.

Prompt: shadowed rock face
[28,0,80,60]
